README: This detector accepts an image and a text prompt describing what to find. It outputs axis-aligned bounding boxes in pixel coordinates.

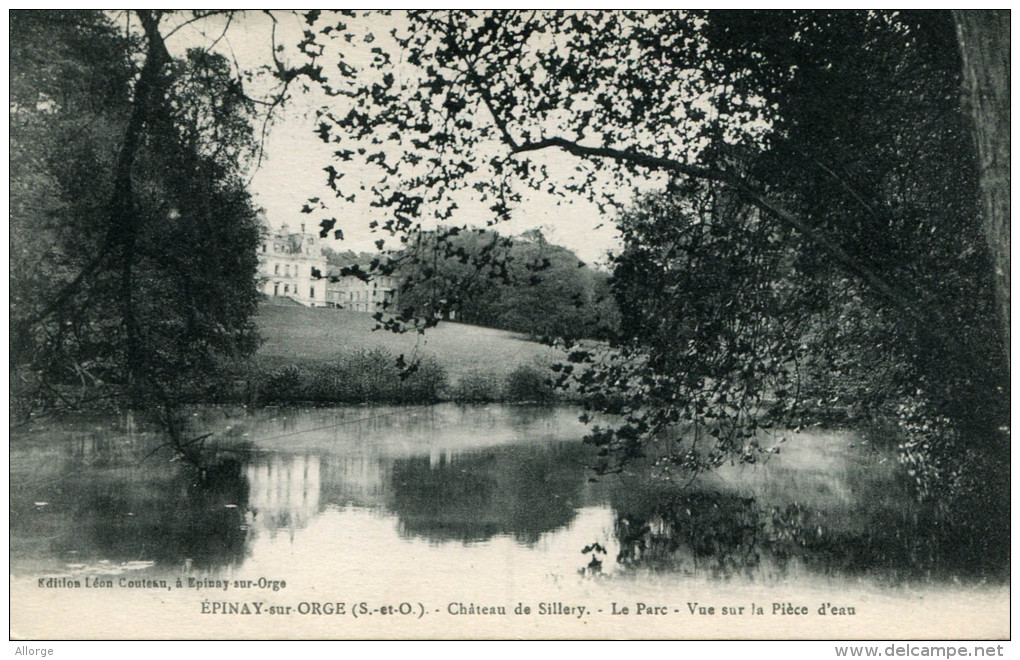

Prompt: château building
[258,218,400,313]
[257,220,328,307]
[324,269,401,313]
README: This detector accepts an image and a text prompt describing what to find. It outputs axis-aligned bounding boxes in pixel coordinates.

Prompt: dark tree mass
[8,10,1009,528]
[10,11,264,419]
[6,12,1011,638]
[391,228,617,341]
[303,10,1009,514]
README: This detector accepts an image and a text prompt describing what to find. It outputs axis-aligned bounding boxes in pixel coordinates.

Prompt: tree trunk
[110,10,170,404]
[954,10,1010,364]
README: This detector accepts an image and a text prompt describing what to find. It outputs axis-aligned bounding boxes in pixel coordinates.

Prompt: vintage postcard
[9,10,1010,642]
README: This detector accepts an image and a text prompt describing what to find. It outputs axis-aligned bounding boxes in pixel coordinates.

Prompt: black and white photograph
[9,9,1011,644]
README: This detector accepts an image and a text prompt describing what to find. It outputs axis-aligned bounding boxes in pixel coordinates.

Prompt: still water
[9,405,1009,638]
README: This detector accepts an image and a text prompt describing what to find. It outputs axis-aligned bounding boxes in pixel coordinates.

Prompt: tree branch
[495,131,976,363]
[461,31,945,349]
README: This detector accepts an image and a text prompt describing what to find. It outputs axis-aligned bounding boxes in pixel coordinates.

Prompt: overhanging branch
[493,129,975,363]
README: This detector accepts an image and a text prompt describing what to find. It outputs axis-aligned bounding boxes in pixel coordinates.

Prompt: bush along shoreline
[205,349,566,407]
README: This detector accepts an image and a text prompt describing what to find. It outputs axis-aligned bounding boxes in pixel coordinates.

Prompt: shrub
[246,349,447,405]
[259,364,304,403]
[503,364,555,403]
[394,354,448,404]
[452,372,502,403]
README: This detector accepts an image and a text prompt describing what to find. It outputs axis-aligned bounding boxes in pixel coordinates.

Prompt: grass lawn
[255,303,565,385]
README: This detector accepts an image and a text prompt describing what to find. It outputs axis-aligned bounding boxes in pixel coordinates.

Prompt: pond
[9,405,1009,639]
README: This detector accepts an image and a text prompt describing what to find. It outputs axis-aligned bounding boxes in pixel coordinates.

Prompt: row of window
[272,263,311,277]
[326,301,384,312]
[271,282,316,299]
[326,289,396,301]
[269,263,396,283]
[260,235,316,255]
[267,279,394,303]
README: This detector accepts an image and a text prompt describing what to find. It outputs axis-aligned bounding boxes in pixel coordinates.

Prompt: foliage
[573,182,802,475]
[240,354,563,405]
[298,10,1007,506]
[503,364,556,403]
[451,372,503,402]
[10,10,134,416]
[10,11,264,418]
[396,227,617,340]
[249,350,447,404]
[321,247,378,268]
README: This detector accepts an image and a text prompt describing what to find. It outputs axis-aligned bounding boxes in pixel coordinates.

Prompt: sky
[163,10,631,265]
[249,103,625,264]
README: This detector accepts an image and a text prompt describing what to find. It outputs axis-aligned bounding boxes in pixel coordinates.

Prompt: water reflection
[390,443,590,544]
[63,457,251,570]
[606,442,1010,583]
[8,406,1009,586]
[246,455,321,533]
[11,434,250,570]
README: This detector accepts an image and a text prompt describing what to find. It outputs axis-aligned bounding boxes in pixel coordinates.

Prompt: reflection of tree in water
[53,452,251,570]
[609,480,1009,583]
[611,486,768,580]
[390,443,589,544]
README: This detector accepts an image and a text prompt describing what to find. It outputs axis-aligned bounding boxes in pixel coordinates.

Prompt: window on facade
[285,265,290,277]
[274,283,279,296]
[274,264,280,275]
[310,286,315,299]
[284,284,289,294]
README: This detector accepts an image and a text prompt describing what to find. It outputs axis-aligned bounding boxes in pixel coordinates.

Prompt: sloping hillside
[255,303,564,383]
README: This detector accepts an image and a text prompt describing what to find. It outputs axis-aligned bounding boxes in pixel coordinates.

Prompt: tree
[10,11,268,418]
[302,10,1007,502]
[954,11,1010,360]
[580,182,804,476]
[395,227,616,339]
[11,10,138,415]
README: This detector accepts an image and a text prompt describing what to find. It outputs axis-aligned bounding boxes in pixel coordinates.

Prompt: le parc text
[610,602,856,616]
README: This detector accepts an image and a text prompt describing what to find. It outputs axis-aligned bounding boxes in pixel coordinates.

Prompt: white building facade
[257,222,328,307]
[325,272,400,313]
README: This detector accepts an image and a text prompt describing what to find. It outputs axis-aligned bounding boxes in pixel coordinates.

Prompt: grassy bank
[228,302,568,405]
[234,352,559,405]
